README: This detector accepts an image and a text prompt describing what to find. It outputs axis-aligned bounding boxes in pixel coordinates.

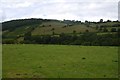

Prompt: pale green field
[32,24,96,35]
[2,44,118,78]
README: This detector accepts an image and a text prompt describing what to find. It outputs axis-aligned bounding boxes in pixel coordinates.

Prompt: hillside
[2,19,120,35]
[2,18,120,45]
[2,19,96,36]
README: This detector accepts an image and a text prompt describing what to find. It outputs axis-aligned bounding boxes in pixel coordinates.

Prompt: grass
[3,24,37,37]
[2,44,118,78]
[0,44,2,79]
[97,32,117,35]
[32,23,97,35]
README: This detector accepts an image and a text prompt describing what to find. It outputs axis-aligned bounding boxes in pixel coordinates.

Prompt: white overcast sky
[0,0,120,22]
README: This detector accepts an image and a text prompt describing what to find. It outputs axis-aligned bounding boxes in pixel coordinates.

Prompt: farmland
[2,19,120,46]
[2,18,120,78]
[32,23,97,35]
[2,44,118,78]
[0,44,2,78]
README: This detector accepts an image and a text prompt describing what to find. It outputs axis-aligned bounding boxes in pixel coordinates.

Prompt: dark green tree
[111,28,117,32]
[103,28,108,32]
[100,19,103,23]
[73,30,76,34]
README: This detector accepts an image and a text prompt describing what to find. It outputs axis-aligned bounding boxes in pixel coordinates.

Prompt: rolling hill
[2,18,120,45]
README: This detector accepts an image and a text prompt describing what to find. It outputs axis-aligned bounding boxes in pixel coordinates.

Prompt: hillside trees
[73,30,76,34]
[103,27,108,32]
[100,19,103,23]
[3,32,119,46]
[2,18,42,31]
[111,28,117,32]
[21,32,119,46]
[2,39,15,44]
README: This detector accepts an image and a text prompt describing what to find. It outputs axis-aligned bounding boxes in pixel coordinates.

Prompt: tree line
[3,31,119,46]
[23,32,119,46]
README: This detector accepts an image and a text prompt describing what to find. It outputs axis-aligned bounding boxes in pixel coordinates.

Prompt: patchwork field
[2,44,118,78]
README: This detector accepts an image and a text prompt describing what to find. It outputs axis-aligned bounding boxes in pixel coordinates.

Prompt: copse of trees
[107,20,112,22]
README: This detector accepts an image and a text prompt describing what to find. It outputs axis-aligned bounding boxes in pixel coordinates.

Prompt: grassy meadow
[2,44,118,78]
[0,44,2,79]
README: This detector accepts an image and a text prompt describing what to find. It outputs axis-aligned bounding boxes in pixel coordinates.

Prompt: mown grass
[2,44,118,78]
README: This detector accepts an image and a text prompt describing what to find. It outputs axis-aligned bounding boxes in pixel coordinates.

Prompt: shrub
[111,28,117,32]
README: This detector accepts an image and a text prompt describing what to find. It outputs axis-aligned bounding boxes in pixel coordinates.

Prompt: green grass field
[2,44,118,78]
[0,45,2,79]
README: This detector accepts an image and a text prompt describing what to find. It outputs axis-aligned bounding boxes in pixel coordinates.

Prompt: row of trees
[2,31,120,46]
[96,27,120,32]
[22,32,119,46]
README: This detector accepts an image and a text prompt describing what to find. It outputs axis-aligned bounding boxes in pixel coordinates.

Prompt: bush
[103,28,108,32]
[82,42,91,46]
[3,39,15,44]
[73,30,76,34]
[111,28,117,32]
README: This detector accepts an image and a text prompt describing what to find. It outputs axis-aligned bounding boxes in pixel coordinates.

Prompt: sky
[0,0,120,22]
